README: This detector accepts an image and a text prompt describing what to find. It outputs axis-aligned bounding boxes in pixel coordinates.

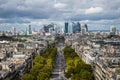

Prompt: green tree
[22,74,35,80]
[37,72,49,80]
[63,46,93,80]
[34,56,46,65]
[22,46,57,80]
[30,64,43,77]
[71,73,82,80]
[80,70,92,80]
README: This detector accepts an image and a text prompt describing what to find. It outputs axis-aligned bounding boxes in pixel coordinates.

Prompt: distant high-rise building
[77,22,81,32]
[13,27,16,36]
[24,27,28,36]
[44,25,49,33]
[65,22,81,34]
[84,24,88,32]
[43,23,54,33]
[81,28,86,35]
[48,23,54,30]
[72,22,76,33]
[28,25,32,34]
[110,26,116,35]
[81,25,88,35]
[64,22,69,34]
[72,22,81,33]
[68,22,73,33]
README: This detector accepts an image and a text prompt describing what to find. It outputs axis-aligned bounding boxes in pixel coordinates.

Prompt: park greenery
[63,46,93,80]
[22,46,57,80]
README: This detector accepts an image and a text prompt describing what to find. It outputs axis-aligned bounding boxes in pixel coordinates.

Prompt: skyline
[0,0,120,30]
[0,23,119,32]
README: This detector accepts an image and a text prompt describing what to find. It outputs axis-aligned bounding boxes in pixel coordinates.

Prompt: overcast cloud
[0,0,120,30]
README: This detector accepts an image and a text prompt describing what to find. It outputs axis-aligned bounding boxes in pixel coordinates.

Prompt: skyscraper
[64,22,69,34]
[44,25,49,33]
[72,22,76,33]
[13,27,16,36]
[110,26,116,35]
[77,22,81,32]
[72,22,81,33]
[81,27,87,35]
[68,22,73,33]
[43,23,54,33]
[24,27,28,36]
[84,24,88,32]
[28,25,32,34]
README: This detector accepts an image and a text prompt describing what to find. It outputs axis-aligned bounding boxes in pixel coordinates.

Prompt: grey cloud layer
[0,0,120,23]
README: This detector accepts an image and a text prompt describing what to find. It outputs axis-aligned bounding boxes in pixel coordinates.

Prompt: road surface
[50,43,67,80]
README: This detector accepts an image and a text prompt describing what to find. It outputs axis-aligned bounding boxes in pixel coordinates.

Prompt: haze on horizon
[0,0,120,30]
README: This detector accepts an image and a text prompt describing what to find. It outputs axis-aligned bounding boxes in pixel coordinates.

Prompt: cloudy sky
[0,0,120,31]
